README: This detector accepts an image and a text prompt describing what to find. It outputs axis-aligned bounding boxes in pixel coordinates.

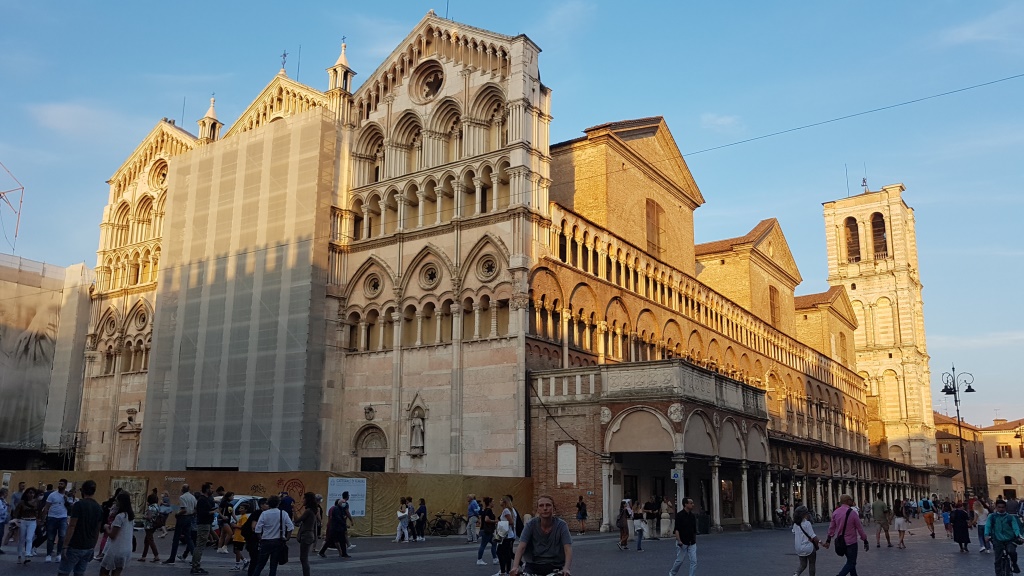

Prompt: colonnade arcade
[768,438,932,523]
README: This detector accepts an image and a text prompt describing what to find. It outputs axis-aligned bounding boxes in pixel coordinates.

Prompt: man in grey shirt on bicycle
[511,495,573,576]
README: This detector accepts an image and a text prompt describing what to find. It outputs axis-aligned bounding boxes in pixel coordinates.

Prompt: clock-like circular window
[364,274,383,298]
[419,263,441,290]
[149,159,169,190]
[476,255,499,282]
[409,60,445,105]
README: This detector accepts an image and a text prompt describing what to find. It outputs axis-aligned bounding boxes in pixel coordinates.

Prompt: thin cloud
[536,0,593,41]
[700,113,744,134]
[27,102,151,142]
[930,331,1024,350]
[940,4,1024,53]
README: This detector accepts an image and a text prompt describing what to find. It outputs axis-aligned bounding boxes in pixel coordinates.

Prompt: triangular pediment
[795,285,858,329]
[584,117,705,210]
[108,120,197,193]
[222,73,328,139]
[750,220,802,287]
[351,11,525,108]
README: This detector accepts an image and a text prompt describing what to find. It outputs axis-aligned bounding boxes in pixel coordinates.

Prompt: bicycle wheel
[998,551,1012,576]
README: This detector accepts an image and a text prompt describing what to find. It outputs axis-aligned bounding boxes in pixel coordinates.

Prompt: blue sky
[1,1,1020,426]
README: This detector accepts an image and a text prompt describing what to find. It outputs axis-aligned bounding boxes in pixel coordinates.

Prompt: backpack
[240,511,258,541]
[513,508,524,537]
[920,499,932,512]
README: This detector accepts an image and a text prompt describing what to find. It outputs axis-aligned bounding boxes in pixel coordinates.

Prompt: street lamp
[941,365,975,498]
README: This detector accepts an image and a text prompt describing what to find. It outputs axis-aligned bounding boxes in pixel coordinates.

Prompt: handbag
[277,510,290,565]
[496,519,510,538]
[410,513,420,522]
[834,508,852,556]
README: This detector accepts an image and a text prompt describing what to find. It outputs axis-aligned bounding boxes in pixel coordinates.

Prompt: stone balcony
[531,358,767,421]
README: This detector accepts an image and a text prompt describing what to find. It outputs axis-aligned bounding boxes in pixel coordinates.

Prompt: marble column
[601,456,613,532]
[711,458,722,532]
[827,479,835,513]
[740,462,751,530]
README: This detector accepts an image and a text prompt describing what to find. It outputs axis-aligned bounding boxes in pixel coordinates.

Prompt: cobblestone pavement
[0,523,999,575]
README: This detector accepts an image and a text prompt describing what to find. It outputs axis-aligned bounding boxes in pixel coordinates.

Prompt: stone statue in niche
[410,408,425,455]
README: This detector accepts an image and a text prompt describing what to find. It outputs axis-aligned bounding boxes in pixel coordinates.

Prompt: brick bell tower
[822,183,936,468]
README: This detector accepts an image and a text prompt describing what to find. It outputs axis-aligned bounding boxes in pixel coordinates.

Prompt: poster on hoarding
[327,477,367,517]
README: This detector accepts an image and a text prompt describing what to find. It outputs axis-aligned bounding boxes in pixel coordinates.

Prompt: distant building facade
[933,411,986,499]
[823,185,937,467]
[981,418,1024,500]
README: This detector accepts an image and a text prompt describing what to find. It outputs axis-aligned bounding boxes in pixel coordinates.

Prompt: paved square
[0,522,996,575]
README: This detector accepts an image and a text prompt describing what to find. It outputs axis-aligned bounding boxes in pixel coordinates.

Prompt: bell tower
[823,183,935,467]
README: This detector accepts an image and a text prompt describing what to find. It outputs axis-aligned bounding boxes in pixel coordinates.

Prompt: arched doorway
[605,407,676,532]
[355,425,388,472]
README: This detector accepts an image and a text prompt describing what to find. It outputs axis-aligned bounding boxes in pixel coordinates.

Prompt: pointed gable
[108,119,197,197]
[350,10,522,111]
[697,218,802,287]
[222,73,328,139]
[795,285,857,330]
[581,116,705,209]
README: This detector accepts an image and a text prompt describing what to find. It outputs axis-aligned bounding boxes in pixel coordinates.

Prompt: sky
[0,1,1020,427]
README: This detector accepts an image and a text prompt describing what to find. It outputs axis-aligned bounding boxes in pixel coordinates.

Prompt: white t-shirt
[793,520,816,556]
[46,491,70,519]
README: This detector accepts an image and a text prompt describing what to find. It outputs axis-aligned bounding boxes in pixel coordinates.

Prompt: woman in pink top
[823,495,868,576]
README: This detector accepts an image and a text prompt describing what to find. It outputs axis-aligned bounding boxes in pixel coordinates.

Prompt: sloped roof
[980,417,1024,431]
[695,218,776,257]
[795,286,846,309]
[584,116,664,133]
[933,410,982,431]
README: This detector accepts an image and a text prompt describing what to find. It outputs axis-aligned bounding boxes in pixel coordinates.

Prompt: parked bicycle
[427,510,466,537]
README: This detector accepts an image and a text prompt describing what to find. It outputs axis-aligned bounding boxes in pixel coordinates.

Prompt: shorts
[233,541,245,553]
[894,517,909,531]
[876,520,889,530]
[923,512,934,526]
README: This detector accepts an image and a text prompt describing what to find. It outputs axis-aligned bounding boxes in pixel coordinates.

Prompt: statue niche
[410,406,426,456]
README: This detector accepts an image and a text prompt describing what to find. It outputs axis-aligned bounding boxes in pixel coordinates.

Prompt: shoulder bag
[834,508,852,556]
[277,510,290,565]
[798,522,819,551]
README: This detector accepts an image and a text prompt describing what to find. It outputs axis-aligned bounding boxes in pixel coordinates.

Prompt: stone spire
[197,96,223,145]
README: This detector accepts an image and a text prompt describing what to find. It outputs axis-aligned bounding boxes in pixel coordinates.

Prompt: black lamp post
[941,365,975,498]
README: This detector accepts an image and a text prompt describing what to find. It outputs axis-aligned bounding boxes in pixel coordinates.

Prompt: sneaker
[930,533,935,538]
[46,555,52,562]
[242,559,251,569]
[493,558,499,564]
[56,554,61,562]
[348,544,356,549]
[230,564,241,572]
[477,560,487,565]
[318,551,326,558]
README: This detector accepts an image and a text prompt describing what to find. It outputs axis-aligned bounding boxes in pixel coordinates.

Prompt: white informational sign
[327,477,367,517]
[556,443,577,484]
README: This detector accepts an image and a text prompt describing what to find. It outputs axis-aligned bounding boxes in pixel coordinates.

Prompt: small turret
[327,43,356,93]
[197,97,224,145]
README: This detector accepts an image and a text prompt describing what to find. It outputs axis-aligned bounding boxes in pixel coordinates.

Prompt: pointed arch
[342,254,398,301]
[718,417,744,460]
[460,233,512,284]
[399,244,457,294]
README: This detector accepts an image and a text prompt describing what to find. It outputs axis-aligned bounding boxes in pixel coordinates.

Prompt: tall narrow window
[769,286,781,328]
[646,199,665,255]
[871,212,888,259]
[844,217,860,263]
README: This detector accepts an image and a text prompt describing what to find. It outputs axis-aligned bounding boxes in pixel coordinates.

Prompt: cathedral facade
[72,11,933,516]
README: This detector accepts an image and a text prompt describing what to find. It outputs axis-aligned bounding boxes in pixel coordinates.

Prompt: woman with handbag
[496,496,517,576]
[615,500,630,550]
[393,497,410,543]
[792,505,819,576]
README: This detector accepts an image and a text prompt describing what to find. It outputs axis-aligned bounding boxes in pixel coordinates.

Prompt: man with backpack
[242,498,268,576]
[919,495,936,538]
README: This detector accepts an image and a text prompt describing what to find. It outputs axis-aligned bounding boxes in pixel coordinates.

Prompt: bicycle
[996,544,1013,576]
[427,511,465,537]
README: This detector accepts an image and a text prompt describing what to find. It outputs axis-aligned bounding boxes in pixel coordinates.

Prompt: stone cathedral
[72,11,936,522]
